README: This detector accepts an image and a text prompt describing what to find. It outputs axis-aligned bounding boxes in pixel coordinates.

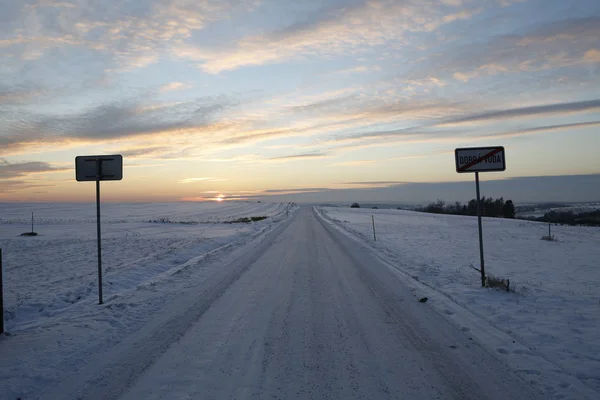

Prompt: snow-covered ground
[14,207,549,400]
[1,202,599,399]
[318,206,600,396]
[0,201,292,399]
[0,201,289,330]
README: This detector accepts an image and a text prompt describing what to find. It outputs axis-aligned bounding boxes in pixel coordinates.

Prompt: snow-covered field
[1,202,599,399]
[0,201,292,399]
[0,201,289,330]
[318,206,600,395]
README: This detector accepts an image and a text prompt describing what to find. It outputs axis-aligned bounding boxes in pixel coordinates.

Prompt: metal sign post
[95,161,103,305]
[475,172,485,287]
[76,155,123,305]
[455,146,506,287]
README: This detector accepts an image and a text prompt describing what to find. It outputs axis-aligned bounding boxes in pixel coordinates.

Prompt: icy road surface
[41,208,544,400]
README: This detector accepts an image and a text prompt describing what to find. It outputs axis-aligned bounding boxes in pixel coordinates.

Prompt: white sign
[76,155,123,181]
[455,146,505,173]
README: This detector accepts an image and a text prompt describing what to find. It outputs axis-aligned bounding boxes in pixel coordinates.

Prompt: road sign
[75,154,123,305]
[454,146,507,287]
[455,146,505,173]
[76,155,123,181]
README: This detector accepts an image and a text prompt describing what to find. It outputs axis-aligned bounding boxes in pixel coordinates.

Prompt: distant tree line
[516,203,570,213]
[417,197,515,218]
[532,209,600,226]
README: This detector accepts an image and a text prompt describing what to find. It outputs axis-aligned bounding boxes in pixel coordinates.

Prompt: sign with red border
[455,146,505,173]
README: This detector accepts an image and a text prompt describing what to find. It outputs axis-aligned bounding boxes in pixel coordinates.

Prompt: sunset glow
[1,0,599,203]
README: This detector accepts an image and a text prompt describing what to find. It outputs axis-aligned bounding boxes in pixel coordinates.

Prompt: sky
[1,0,599,203]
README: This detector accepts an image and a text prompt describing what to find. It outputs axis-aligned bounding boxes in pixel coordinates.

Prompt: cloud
[119,146,173,158]
[257,175,600,204]
[217,128,296,146]
[323,117,600,153]
[583,49,600,64]
[210,112,372,149]
[334,65,382,75]
[414,16,600,82]
[516,16,599,46]
[118,144,209,160]
[204,154,262,163]
[331,160,377,167]
[179,177,227,184]
[273,90,468,140]
[176,0,482,73]
[441,0,464,6]
[285,94,357,114]
[442,8,482,24]
[1,94,236,154]
[439,99,600,126]
[0,158,71,192]
[303,98,600,152]
[2,1,598,197]
[342,181,411,185]
[263,187,330,194]
[1,0,257,75]
[451,63,509,82]
[0,158,71,179]
[497,0,528,6]
[482,120,600,139]
[325,124,436,144]
[404,76,448,88]
[159,82,191,92]
[0,83,44,104]
[320,104,600,149]
[0,179,51,193]
[265,152,331,162]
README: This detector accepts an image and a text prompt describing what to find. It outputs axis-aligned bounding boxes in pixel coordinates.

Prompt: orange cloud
[159,82,191,92]
[583,49,600,63]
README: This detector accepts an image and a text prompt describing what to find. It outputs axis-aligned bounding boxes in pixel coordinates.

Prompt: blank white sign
[76,155,123,181]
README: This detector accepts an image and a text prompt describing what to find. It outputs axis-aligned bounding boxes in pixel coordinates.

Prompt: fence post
[372,215,377,241]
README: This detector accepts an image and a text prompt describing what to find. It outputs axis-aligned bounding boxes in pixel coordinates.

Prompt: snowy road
[42,208,543,400]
